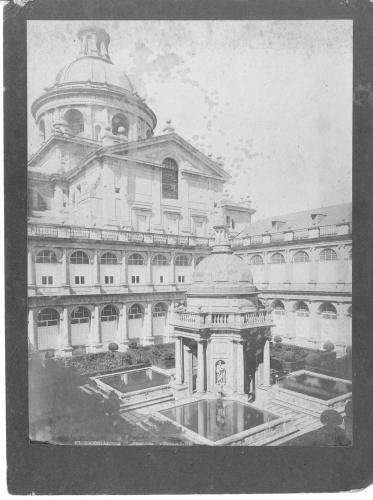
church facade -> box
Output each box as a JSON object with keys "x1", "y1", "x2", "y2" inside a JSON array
[{"x1": 27, "y1": 26, "x2": 253, "y2": 357}]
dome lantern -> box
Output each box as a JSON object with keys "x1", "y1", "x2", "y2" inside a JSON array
[{"x1": 77, "y1": 25, "x2": 112, "y2": 62}]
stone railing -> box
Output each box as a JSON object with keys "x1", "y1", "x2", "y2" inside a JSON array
[
  {"x1": 174, "y1": 309, "x2": 272, "y2": 330},
  {"x1": 232, "y1": 222, "x2": 351, "y2": 248},
  {"x1": 28, "y1": 222, "x2": 214, "y2": 248}
]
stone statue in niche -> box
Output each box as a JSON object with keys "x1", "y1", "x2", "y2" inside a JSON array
[{"x1": 215, "y1": 360, "x2": 226, "y2": 385}]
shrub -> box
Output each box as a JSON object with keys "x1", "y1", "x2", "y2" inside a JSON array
[
  {"x1": 323, "y1": 341, "x2": 335, "y2": 352},
  {"x1": 108, "y1": 342, "x2": 119, "y2": 352},
  {"x1": 320, "y1": 409, "x2": 343, "y2": 428},
  {"x1": 273, "y1": 336, "x2": 282, "y2": 344},
  {"x1": 283, "y1": 351, "x2": 296, "y2": 362},
  {"x1": 305, "y1": 353, "x2": 321, "y2": 367},
  {"x1": 128, "y1": 341, "x2": 138, "y2": 349}
]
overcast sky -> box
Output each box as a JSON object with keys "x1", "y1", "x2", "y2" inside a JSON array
[{"x1": 28, "y1": 20, "x2": 352, "y2": 220}]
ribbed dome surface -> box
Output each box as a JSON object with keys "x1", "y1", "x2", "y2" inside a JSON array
[
  {"x1": 54, "y1": 56, "x2": 135, "y2": 93},
  {"x1": 189, "y1": 252, "x2": 255, "y2": 296}
]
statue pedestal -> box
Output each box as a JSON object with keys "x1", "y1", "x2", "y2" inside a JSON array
[{"x1": 170, "y1": 382, "x2": 189, "y2": 401}]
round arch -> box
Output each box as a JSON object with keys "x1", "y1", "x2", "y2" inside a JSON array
[
  {"x1": 36, "y1": 308, "x2": 60, "y2": 351},
  {"x1": 112, "y1": 113, "x2": 129, "y2": 136},
  {"x1": 64, "y1": 109, "x2": 84, "y2": 135},
  {"x1": 70, "y1": 306, "x2": 91, "y2": 347}
]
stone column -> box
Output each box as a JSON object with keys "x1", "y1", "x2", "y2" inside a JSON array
[
  {"x1": 262, "y1": 339, "x2": 271, "y2": 387},
  {"x1": 120, "y1": 252, "x2": 127, "y2": 287},
  {"x1": 170, "y1": 251, "x2": 176, "y2": 285},
  {"x1": 89, "y1": 305, "x2": 101, "y2": 352},
  {"x1": 236, "y1": 341, "x2": 245, "y2": 394},
  {"x1": 309, "y1": 248, "x2": 318, "y2": 284},
  {"x1": 118, "y1": 303, "x2": 128, "y2": 351},
  {"x1": 309, "y1": 302, "x2": 321, "y2": 347},
  {"x1": 285, "y1": 249, "x2": 292, "y2": 285},
  {"x1": 28, "y1": 308, "x2": 37, "y2": 349},
  {"x1": 92, "y1": 250, "x2": 100, "y2": 288},
  {"x1": 59, "y1": 307, "x2": 72, "y2": 356},
  {"x1": 285, "y1": 301, "x2": 296, "y2": 342},
  {"x1": 167, "y1": 301, "x2": 175, "y2": 339},
  {"x1": 263, "y1": 251, "x2": 270, "y2": 284},
  {"x1": 174, "y1": 336, "x2": 183, "y2": 384},
  {"x1": 146, "y1": 253, "x2": 152, "y2": 285},
  {"x1": 27, "y1": 250, "x2": 35, "y2": 287},
  {"x1": 143, "y1": 302, "x2": 154, "y2": 345},
  {"x1": 60, "y1": 248, "x2": 69, "y2": 288},
  {"x1": 196, "y1": 340, "x2": 205, "y2": 393},
  {"x1": 184, "y1": 345, "x2": 193, "y2": 394},
  {"x1": 337, "y1": 246, "x2": 349, "y2": 284}
]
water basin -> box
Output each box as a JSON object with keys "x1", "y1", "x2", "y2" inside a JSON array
[
  {"x1": 278, "y1": 372, "x2": 351, "y2": 401},
  {"x1": 160, "y1": 399, "x2": 277, "y2": 443},
  {"x1": 97, "y1": 368, "x2": 170, "y2": 394}
]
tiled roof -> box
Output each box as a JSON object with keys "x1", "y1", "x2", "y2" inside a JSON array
[{"x1": 237, "y1": 202, "x2": 352, "y2": 238}]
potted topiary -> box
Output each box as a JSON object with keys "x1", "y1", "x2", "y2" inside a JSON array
[
  {"x1": 305, "y1": 352, "x2": 322, "y2": 369},
  {"x1": 282, "y1": 350, "x2": 305, "y2": 372},
  {"x1": 323, "y1": 341, "x2": 335, "y2": 352},
  {"x1": 108, "y1": 342, "x2": 119, "y2": 357},
  {"x1": 322, "y1": 341, "x2": 337, "y2": 366}
]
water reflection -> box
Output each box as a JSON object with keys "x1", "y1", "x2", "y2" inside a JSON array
[
  {"x1": 100, "y1": 369, "x2": 169, "y2": 393},
  {"x1": 278, "y1": 373, "x2": 351, "y2": 400},
  {"x1": 161, "y1": 399, "x2": 276, "y2": 442}
]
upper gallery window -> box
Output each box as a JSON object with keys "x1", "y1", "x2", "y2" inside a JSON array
[{"x1": 162, "y1": 158, "x2": 178, "y2": 199}]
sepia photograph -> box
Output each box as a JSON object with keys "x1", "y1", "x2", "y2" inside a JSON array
[{"x1": 26, "y1": 18, "x2": 353, "y2": 447}]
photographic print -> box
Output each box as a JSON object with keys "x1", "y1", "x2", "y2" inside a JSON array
[{"x1": 27, "y1": 19, "x2": 352, "y2": 447}]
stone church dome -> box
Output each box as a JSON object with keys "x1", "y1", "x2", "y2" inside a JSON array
[
  {"x1": 53, "y1": 26, "x2": 135, "y2": 93},
  {"x1": 54, "y1": 57, "x2": 135, "y2": 93}
]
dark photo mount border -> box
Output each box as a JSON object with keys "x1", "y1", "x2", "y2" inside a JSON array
[{"x1": 4, "y1": 0, "x2": 373, "y2": 494}]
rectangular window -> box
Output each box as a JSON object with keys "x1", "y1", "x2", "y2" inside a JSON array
[
  {"x1": 42, "y1": 276, "x2": 53, "y2": 285},
  {"x1": 131, "y1": 275, "x2": 140, "y2": 284},
  {"x1": 178, "y1": 275, "x2": 185, "y2": 283},
  {"x1": 115, "y1": 187, "x2": 120, "y2": 194},
  {"x1": 159, "y1": 275, "x2": 164, "y2": 283},
  {"x1": 48, "y1": 276, "x2": 53, "y2": 285},
  {"x1": 75, "y1": 276, "x2": 85, "y2": 285},
  {"x1": 105, "y1": 276, "x2": 114, "y2": 284}
]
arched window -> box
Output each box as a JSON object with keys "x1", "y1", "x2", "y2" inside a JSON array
[
  {"x1": 37, "y1": 308, "x2": 59, "y2": 327},
  {"x1": 112, "y1": 113, "x2": 129, "y2": 136},
  {"x1": 175, "y1": 255, "x2": 189, "y2": 266},
  {"x1": 128, "y1": 304, "x2": 143, "y2": 319},
  {"x1": 153, "y1": 303, "x2": 167, "y2": 317},
  {"x1": 271, "y1": 253, "x2": 285, "y2": 264},
  {"x1": 320, "y1": 248, "x2": 337, "y2": 262},
  {"x1": 195, "y1": 256, "x2": 205, "y2": 265},
  {"x1": 162, "y1": 158, "x2": 178, "y2": 200},
  {"x1": 71, "y1": 306, "x2": 90, "y2": 324},
  {"x1": 101, "y1": 305, "x2": 118, "y2": 322},
  {"x1": 39, "y1": 120, "x2": 46, "y2": 142},
  {"x1": 152, "y1": 254, "x2": 168, "y2": 265},
  {"x1": 70, "y1": 251, "x2": 89, "y2": 264},
  {"x1": 36, "y1": 250, "x2": 57, "y2": 264},
  {"x1": 64, "y1": 109, "x2": 84, "y2": 135},
  {"x1": 128, "y1": 253, "x2": 144, "y2": 265},
  {"x1": 293, "y1": 251, "x2": 310, "y2": 263},
  {"x1": 320, "y1": 303, "x2": 337, "y2": 319},
  {"x1": 250, "y1": 254, "x2": 264, "y2": 266},
  {"x1": 295, "y1": 301, "x2": 309, "y2": 317},
  {"x1": 101, "y1": 252, "x2": 117, "y2": 265},
  {"x1": 272, "y1": 300, "x2": 285, "y2": 315}
]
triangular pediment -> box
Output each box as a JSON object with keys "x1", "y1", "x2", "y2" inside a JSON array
[{"x1": 106, "y1": 133, "x2": 230, "y2": 181}]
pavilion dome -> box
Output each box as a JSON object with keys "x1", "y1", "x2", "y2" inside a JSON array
[{"x1": 189, "y1": 225, "x2": 256, "y2": 297}]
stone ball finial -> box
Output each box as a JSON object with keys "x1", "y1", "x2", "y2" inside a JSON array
[{"x1": 163, "y1": 119, "x2": 175, "y2": 134}]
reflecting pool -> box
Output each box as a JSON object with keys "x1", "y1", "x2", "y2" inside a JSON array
[
  {"x1": 98, "y1": 368, "x2": 170, "y2": 393},
  {"x1": 278, "y1": 372, "x2": 351, "y2": 401},
  {"x1": 160, "y1": 399, "x2": 276, "y2": 442}
]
